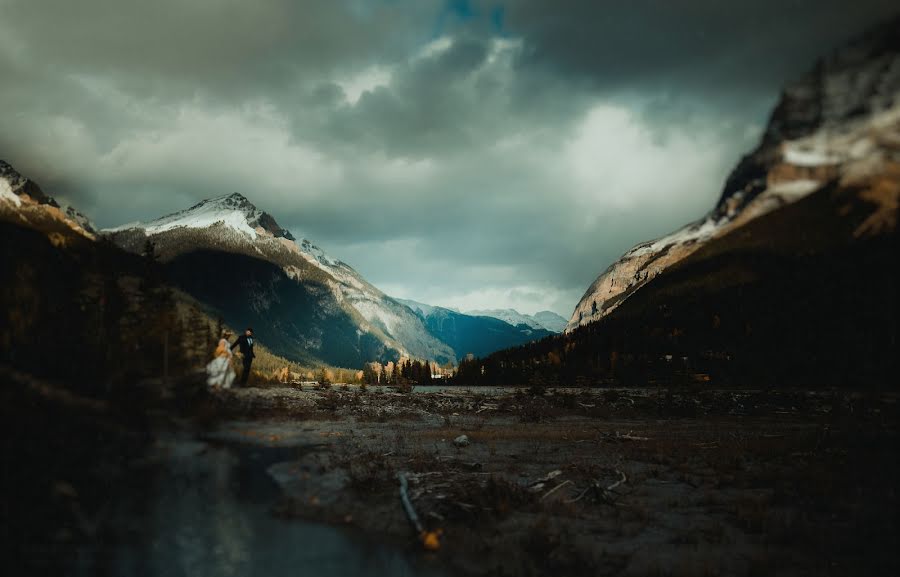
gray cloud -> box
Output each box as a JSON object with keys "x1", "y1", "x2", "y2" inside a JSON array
[{"x1": 1, "y1": 0, "x2": 896, "y2": 316}]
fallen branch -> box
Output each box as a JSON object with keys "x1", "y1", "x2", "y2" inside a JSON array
[
  {"x1": 529, "y1": 469, "x2": 563, "y2": 493},
  {"x1": 408, "y1": 471, "x2": 444, "y2": 476},
  {"x1": 398, "y1": 472, "x2": 423, "y2": 534},
  {"x1": 606, "y1": 469, "x2": 627, "y2": 492},
  {"x1": 564, "y1": 486, "x2": 592, "y2": 504},
  {"x1": 541, "y1": 480, "x2": 573, "y2": 501},
  {"x1": 531, "y1": 469, "x2": 563, "y2": 486},
  {"x1": 398, "y1": 472, "x2": 442, "y2": 551},
  {"x1": 618, "y1": 432, "x2": 651, "y2": 441}
]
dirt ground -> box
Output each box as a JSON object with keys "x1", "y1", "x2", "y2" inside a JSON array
[{"x1": 198, "y1": 385, "x2": 900, "y2": 577}]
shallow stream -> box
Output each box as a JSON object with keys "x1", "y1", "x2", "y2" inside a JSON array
[{"x1": 71, "y1": 428, "x2": 446, "y2": 577}]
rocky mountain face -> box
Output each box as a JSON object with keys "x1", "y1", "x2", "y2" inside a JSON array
[
  {"x1": 104, "y1": 194, "x2": 456, "y2": 366},
  {"x1": 465, "y1": 308, "x2": 568, "y2": 333},
  {"x1": 461, "y1": 19, "x2": 898, "y2": 388},
  {"x1": 568, "y1": 18, "x2": 900, "y2": 332},
  {"x1": 400, "y1": 300, "x2": 555, "y2": 359},
  {"x1": 0, "y1": 160, "x2": 97, "y2": 239}
]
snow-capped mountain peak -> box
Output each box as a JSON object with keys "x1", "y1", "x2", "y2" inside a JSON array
[
  {"x1": 531, "y1": 311, "x2": 569, "y2": 333},
  {"x1": 1, "y1": 160, "x2": 96, "y2": 238},
  {"x1": 1, "y1": 160, "x2": 59, "y2": 207},
  {"x1": 104, "y1": 190, "x2": 359, "y2": 284},
  {"x1": 104, "y1": 192, "x2": 296, "y2": 242}
]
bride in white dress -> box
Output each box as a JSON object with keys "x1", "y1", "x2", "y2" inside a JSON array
[{"x1": 206, "y1": 330, "x2": 236, "y2": 390}]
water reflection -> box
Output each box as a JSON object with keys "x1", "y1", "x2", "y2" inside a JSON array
[{"x1": 74, "y1": 436, "x2": 445, "y2": 577}]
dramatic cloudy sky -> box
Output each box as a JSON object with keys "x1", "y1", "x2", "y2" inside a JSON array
[{"x1": 1, "y1": 0, "x2": 896, "y2": 316}]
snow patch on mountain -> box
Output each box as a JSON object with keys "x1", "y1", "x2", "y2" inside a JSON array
[
  {"x1": 0, "y1": 178, "x2": 21, "y2": 206},
  {"x1": 0, "y1": 160, "x2": 34, "y2": 196},
  {"x1": 767, "y1": 179, "x2": 822, "y2": 198},
  {"x1": 298, "y1": 238, "x2": 341, "y2": 267},
  {"x1": 63, "y1": 205, "x2": 97, "y2": 233},
  {"x1": 627, "y1": 217, "x2": 724, "y2": 258},
  {"x1": 782, "y1": 146, "x2": 841, "y2": 167}
]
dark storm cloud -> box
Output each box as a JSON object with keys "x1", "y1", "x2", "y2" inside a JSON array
[
  {"x1": 0, "y1": 0, "x2": 428, "y2": 97},
  {"x1": 1, "y1": 0, "x2": 896, "y2": 315},
  {"x1": 509, "y1": 0, "x2": 896, "y2": 90}
]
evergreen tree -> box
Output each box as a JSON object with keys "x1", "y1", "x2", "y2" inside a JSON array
[
  {"x1": 401, "y1": 358, "x2": 411, "y2": 380},
  {"x1": 362, "y1": 363, "x2": 378, "y2": 385},
  {"x1": 416, "y1": 360, "x2": 432, "y2": 387},
  {"x1": 317, "y1": 367, "x2": 332, "y2": 389}
]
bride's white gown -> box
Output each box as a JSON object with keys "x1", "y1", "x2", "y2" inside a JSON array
[{"x1": 206, "y1": 339, "x2": 236, "y2": 389}]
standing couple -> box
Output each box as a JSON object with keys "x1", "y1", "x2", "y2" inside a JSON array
[{"x1": 206, "y1": 327, "x2": 256, "y2": 389}]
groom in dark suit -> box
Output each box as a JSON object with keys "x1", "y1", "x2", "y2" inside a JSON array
[{"x1": 231, "y1": 327, "x2": 256, "y2": 386}]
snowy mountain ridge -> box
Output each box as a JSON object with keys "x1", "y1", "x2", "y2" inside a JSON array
[
  {"x1": 399, "y1": 300, "x2": 567, "y2": 334},
  {"x1": 397, "y1": 299, "x2": 556, "y2": 358},
  {"x1": 466, "y1": 308, "x2": 567, "y2": 333}
]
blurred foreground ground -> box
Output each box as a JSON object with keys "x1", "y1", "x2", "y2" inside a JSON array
[
  {"x1": 5, "y1": 373, "x2": 898, "y2": 576},
  {"x1": 201, "y1": 384, "x2": 899, "y2": 576}
]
